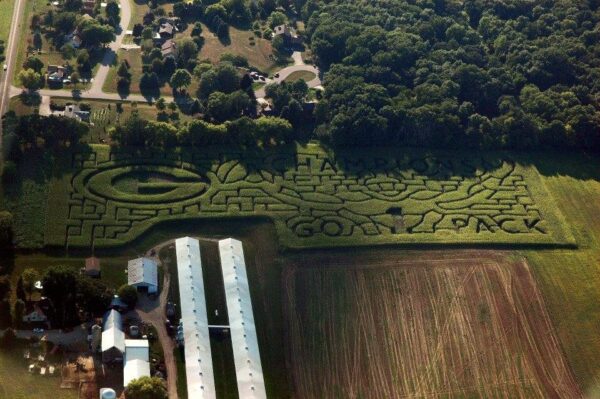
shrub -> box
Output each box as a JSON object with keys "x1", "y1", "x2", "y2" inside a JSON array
[{"x1": 118, "y1": 284, "x2": 138, "y2": 308}]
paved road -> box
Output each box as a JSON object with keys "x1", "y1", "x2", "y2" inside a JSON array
[
  {"x1": 1, "y1": 325, "x2": 88, "y2": 347},
  {"x1": 136, "y1": 240, "x2": 178, "y2": 399},
  {"x1": 89, "y1": 0, "x2": 131, "y2": 95},
  {"x1": 291, "y1": 50, "x2": 304, "y2": 66},
  {"x1": 0, "y1": 0, "x2": 27, "y2": 156},
  {"x1": 255, "y1": 62, "x2": 321, "y2": 98}
]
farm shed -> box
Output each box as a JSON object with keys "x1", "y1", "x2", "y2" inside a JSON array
[
  {"x1": 175, "y1": 236, "x2": 216, "y2": 398},
  {"x1": 102, "y1": 309, "x2": 125, "y2": 362},
  {"x1": 219, "y1": 238, "x2": 267, "y2": 399},
  {"x1": 127, "y1": 257, "x2": 158, "y2": 294},
  {"x1": 123, "y1": 339, "x2": 151, "y2": 387},
  {"x1": 84, "y1": 256, "x2": 101, "y2": 277}
]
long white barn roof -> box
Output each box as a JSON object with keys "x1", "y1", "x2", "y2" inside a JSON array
[
  {"x1": 175, "y1": 237, "x2": 216, "y2": 399},
  {"x1": 102, "y1": 309, "x2": 124, "y2": 353},
  {"x1": 219, "y1": 238, "x2": 267, "y2": 399}
]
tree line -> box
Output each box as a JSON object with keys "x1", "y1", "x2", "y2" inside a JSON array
[
  {"x1": 109, "y1": 114, "x2": 293, "y2": 147},
  {"x1": 299, "y1": 0, "x2": 600, "y2": 150}
]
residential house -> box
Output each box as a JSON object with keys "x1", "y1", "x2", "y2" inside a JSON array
[
  {"x1": 64, "y1": 104, "x2": 91, "y2": 122},
  {"x1": 22, "y1": 304, "x2": 47, "y2": 323},
  {"x1": 83, "y1": 0, "x2": 96, "y2": 14},
  {"x1": 47, "y1": 65, "x2": 66, "y2": 83},
  {"x1": 273, "y1": 24, "x2": 302, "y2": 46},
  {"x1": 158, "y1": 22, "x2": 175, "y2": 39},
  {"x1": 161, "y1": 39, "x2": 177, "y2": 58}
]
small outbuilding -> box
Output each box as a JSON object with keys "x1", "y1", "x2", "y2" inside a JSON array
[
  {"x1": 83, "y1": 256, "x2": 101, "y2": 277},
  {"x1": 123, "y1": 339, "x2": 150, "y2": 387},
  {"x1": 127, "y1": 257, "x2": 158, "y2": 294}
]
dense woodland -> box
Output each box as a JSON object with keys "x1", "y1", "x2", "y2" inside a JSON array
[{"x1": 299, "y1": 0, "x2": 600, "y2": 150}]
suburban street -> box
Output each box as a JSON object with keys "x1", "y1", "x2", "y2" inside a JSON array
[{"x1": 89, "y1": 0, "x2": 132, "y2": 95}]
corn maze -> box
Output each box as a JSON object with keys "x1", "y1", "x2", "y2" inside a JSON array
[{"x1": 47, "y1": 145, "x2": 572, "y2": 248}]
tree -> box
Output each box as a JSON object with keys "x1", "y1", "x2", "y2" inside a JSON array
[
  {"x1": 71, "y1": 71, "x2": 80, "y2": 88},
  {"x1": 170, "y1": 69, "x2": 192, "y2": 93},
  {"x1": 0, "y1": 298, "x2": 12, "y2": 328},
  {"x1": 76, "y1": 278, "x2": 111, "y2": 316},
  {"x1": 175, "y1": 38, "x2": 198, "y2": 68},
  {"x1": 13, "y1": 299, "x2": 25, "y2": 328},
  {"x1": 60, "y1": 43, "x2": 76, "y2": 59},
  {"x1": 142, "y1": 27, "x2": 154, "y2": 40},
  {"x1": 0, "y1": 328, "x2": 16, "y2": 348},
  {"x1": 105, "y1": 0, "x2": 120, "y2": 26},
  {"x1": 268, "y1": 11, "x2": 287, "y2": 28},
  {"x1": 155, "y1": 97, "x2": 166, "y2": 111},
  {"x1": 125, "y1": 376, "x2": 167, "y2": 399},
  {"x1": 0, "y1": 276, "x2": 11, "y2": 300},
  {"x1": 33, "y1": 32, "x2": 42, "y2": 50},
  {"x1": 118, "y1": 284, "x2": 138, "y2": 308},
  {"x1": 79, "y1": 21, "x2": 115, "y2": 47},
  {"x1": 23, "y1": 56, "x2": 43, "y2": 73},
  {"x1": 255, "y1": 116, "x2": 293, "y2": 144},
  {"x1": 0, "y1": 211, "x2": 14, "y2": 249},
  {"x1": 21, "y1": 268, "x2": 40, "y2": 301},
  {"x1": 117, "y1": 61, "x2": 131, "y2": 79},
  {"x1": 42, "y1": 266, "x2": 80, "y2": 327},
  {"x1": 18, "y1": 69, "x2": 43, "y2": 91}
]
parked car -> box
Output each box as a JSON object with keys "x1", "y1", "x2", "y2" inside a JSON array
[
  {"x1": 274, "y1": 73, "x2": 280, "y2": 78},
  {"x1": 2, "y1": 64, "x2": 6, "y2": 71},
  {"x1": 32, "y1": 328, "x2": 44, "y2": 334}
]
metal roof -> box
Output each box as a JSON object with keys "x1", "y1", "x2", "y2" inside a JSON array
[
  {"x1": 127, "y1": 257, "x2": 158, "y2": 292},
  {"x1": 101, "y1": 309, "x2": 125, "y2": 353},
  {"x1": 219, "y1": 238, "x2": 267, "y2": 399},
  {"x1": 175, "y1": 237, "x2": 217, "y2": 399},
  {"x1": 123, "y1": 340, "x2": 150, "y2": 387}
]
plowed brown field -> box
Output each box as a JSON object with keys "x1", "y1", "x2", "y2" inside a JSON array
[{"x1": 284, "y1": 250, "x2": 581, "y2": 399}]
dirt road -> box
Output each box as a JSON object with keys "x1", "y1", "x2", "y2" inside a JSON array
[{"x1": 135, "y1": 240, "x2": 178, "y2": 399}]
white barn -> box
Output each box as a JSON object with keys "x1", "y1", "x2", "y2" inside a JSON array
[
  {"x1": 123, "y1": 339, "x2": 150, "y2": 387},
  {"x1": 102, "y1": 309, "x2": 125, "y2": 362},
  {"x1": 128, "y1": 257, "x2": 158, "y2": 294},
  {"x1": 175, "y1": 237, "x2": 217, "y2": 398},
  {"x1": 219, "y1": 238, "x2": 267, "y2": 399}
]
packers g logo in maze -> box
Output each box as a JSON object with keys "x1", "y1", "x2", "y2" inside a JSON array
[{"x1": 74, "y1": 164, "x2": 208, "y2": 205}]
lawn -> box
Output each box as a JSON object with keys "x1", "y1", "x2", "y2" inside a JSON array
[
  {"x1": 31, "y1": 144, "x2": 574, "y2": 250},
  {"x1": 283, "y1": 70, "x2": 316, "y2": 83},
  {"x1": 199, "y1": 24, "x2": 277, "y2": 73},
  {"x1": 0, "y1": 341, "x2": 78, "y2": 399},
  {"x1": 103, "y1": 49, "x2": 199, "y2": 96},
  {"x1": 0, "y1": 0, "x2": 15, "y2": 44},
  {"x1": 12, "y1": 0, "x2": 99, "y2": 87}
]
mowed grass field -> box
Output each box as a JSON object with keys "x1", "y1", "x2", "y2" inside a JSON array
[
  {"x1": 0, "y1": 0, "x2": 15, "y2": 44},
  {"x1": 0, "y1": 342, "x2": 77, "y2": 399},
  {"x1": 199, "y1": 24, "x2": 277, "y2": 72},
  {"x1": 522, "y1": 153, "x2": 600, "y2": 396}
]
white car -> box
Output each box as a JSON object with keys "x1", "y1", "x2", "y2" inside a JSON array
[{"x1": 2, "y1": 64, "x2": 6, "y2": 71}]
